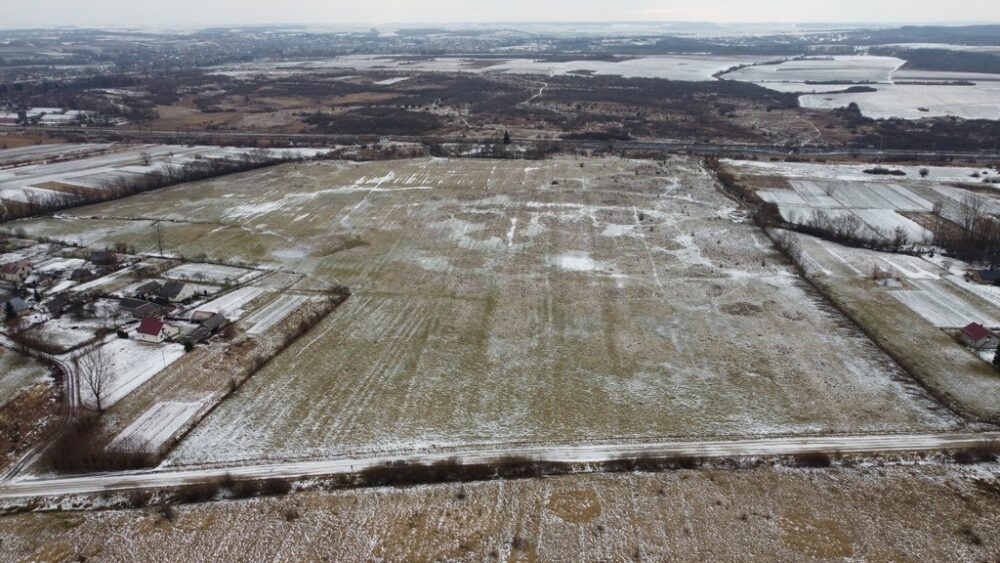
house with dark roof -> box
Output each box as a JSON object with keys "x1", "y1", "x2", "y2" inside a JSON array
[
  {"x1": 2, "y1": 296, "x2": 31, "y2": 318},
  {"x1": 0, "y1": 261, "x2": 31, "y2": 284},
  {"x1": 201, "y1": 313, "x2": 229, "y2": 333},
  {"x1": 70, "y1": 268, "x2": 94, "y2": 282},
  {"x1": 119, "y1": 298, "x2": 164, "y2": 319},
  {"x1": 158, "y1": 281, "x2": 195, "y2": 303},
  {"x1": 133, "y1": 281, "x2": 163, "y2": 299},
  {"x1": 961, "y1": 323, "x2": 1000, "y2": 351},
  {"x1": 88, "y1": 250, "x2": 118, "y2": 265},
  {"x1": 967, "y1": 270, "x2": 1000, "y2": 285},
  {"x1": 44, "y1": 294, "x2": 73, "y2": 317}
]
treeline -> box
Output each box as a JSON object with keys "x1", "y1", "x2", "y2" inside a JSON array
[
  {"x1": 305, "y1": 108, "x2": 444, "y2": 136},
  {"x1": 1, "y1": 150, "x2": 297, "y2": 222},
  {"x1": 932, "y1": 194, "x2": 1000, "y2": 265},
  {"x1": 789, "y1": 209, "x2": 913, "y2": 252},
  {"x1": 871, "y1": 47, "x2": 1000, "y2": 75},
  {"x1": 837, "y1": 103, "x2": 1000, "y2": 152}
]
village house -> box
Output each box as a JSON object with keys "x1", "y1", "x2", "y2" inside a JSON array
[
  {"x1": 44, "y1": 294, "x2": 74, "y2": 317},
  {"x1": 158, "y1": 281, "x2": 196, "y2": 303},
  {"x1": 88, "y1": 250, "x2": 118, "y2": 266},
  {"x1": 70, "y1": 268, "x2": 95, "y2": 282},
  {"x1": 133, "y1": 281, "x2": 163, "y2": 299},
  {"x1": 960, "y1": 323, "x2": 1000, "y2": 351},
  {"x1": 2, "y1": 296, "x2": 31, "y2": 318},
  {"x1": 135, "y1": 317, "x2": 180, "y2": 344},
  {"x1": 0, "y1": 261, "x2": 32, "y2": 284},
  {"x1": 966, "y1": 270, "x2": 1000, "y2": 285},
  {"x1": 119, "y1": 298, "x2": 165, "y2": 319}
]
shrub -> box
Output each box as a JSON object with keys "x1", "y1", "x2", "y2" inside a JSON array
[
  {"x1": 261, "y1": 478, "x2": 292, "y2": 496},
  {"x1": 230, "y1": 479, "x2": 261, "y2": 499},
  {"x1": 952, "y1": 441, "x2": 1000, "y2": 465},
  {"x1": 43, "y1": 417, "x2": 156, "y2": 473},
  {"x1": 157, "y1": 502, "x2": 177, "y2": 521},
  {"x1": 792, "y1": 452, "x2": 833, "y2": 468},
  {"x1": 174, "y1": 481, "x2": 221, "y2": 504}
]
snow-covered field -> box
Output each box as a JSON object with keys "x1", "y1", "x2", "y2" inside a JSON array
[
  {"x1": 191, "y1": 286, "x2": 268, "y2": 320},
  {"x1": 725, "y1": 159, "x2": 999, "y2": 184},
  {"x1": 725, "y1": 55, "x2": 903, "y2": 84},
  {"x1": 80, "y1": 339, "x2": 186, "y2": 409},
  {"x1": 215, "y1": 54, "x2": 775, "y2": 81},
  {"x1": 891, "y1": 279, "x2": 1000, "y2": 328},
  {"x1": 737, "y1": 160, "x2": 994, "y2": 247},
  {"x1": 163, "y1": 263, "x2": 259, "y2": 284},
  {"x1": 104, "y1": 157, "x2": 959, "y2": 466},
  {"x1": 723, "y1": 55, "x2": 1000, "y2": 119},
  {"x1": 0, "y1": 144, "x2": 331, "y2": 204},
  {"x1": 244, "y1": 293, "x2": 311, "y2": 334},
  {"x1": 800, "y1": 83, "x2": 1000, "y2": 120},
  {"x1": 108, "y1": 400, "x2": 206, "y2": 453}
]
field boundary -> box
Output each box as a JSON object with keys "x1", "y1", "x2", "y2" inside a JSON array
[{"x1": 2, "y1": 431, "x2": 999, "y2": 502}]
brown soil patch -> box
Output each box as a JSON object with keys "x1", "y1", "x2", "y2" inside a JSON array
[
  {"x1": 0, "y1": 134, "x2": 62, "y2": 149},
  {"x1": 546, "y1": 488, "x2": 602, "y2": 524},
  {"x1": 0, "y1": 383, "x2": 61, "y2": 472},
  {"x1": 780, "y1": 509, "x2": 854, "y2": 559},
  {"x1": 720, "y1": 302, "x2": 764, "y2": 316},
  {"x1": 327, "y1": 92, "x2": 400, "y2": 106}
]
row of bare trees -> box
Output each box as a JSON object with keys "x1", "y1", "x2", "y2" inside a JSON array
[{"x1": 933, "y1": 193, "x2": 1000, "y2": 266}]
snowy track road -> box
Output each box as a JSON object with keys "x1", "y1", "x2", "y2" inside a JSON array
[{"x1": 3, "y1": 431, "x2": 999, "y2": 499}]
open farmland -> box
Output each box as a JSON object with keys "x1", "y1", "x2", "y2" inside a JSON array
[
  {"x1": 214, "y1": 54, "x2": 776, "y2": 82},
  {"x1": 0, "y1": 157, "x2": 969, "y2": 466},
  {"x1": 4, "y1": 465, "x2": 1000, "y2": 561},
  {"x1": 0, "y1": 156, "x2": 965, "y2": 466}
]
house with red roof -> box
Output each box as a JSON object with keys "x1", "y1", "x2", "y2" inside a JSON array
[
  {"x1": 960, "y1": 323, "x2": 1000, "y2": 351},
  {"x1": 135, "y1": 317, "x2": 179, "y2": 344}
]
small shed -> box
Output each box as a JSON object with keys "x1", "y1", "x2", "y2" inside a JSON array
[{"x1": 961, "y1": 323, "x2": 1000, "y2": 351}]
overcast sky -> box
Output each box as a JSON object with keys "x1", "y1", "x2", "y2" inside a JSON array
[{"x1": 6, "y1": 0, "x2": 1000, "y2": 28}]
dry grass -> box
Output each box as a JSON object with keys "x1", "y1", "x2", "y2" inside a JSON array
[
  {"x1": 9, "y1": 157, "x2": 961, "y2": 469},
  {"x1": 3, "y1": 466, "x2": 1000, "y2": 560}
]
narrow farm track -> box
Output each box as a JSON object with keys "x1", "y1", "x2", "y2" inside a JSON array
[{"x1": 2, "y1": 431, "x2": 999, "y2": 499}]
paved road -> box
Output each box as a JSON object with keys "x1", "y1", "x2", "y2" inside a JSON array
[
  {"x1": 2, "y1": 431, "x2": 997, "y2": 499},
  {"x1": 14, "y1": 126, "x2": 1000, "y2": 162}
]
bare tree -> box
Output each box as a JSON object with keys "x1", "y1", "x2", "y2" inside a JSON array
[
  {"x1": 961, "y1": 193, "x2": 985, "y2": 238},
  {"x1": 77, "y1": 346, "x2": 113, "y2": 413}
]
